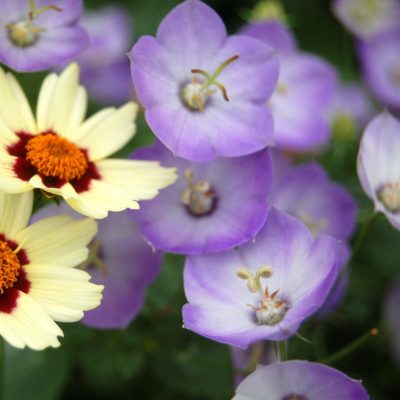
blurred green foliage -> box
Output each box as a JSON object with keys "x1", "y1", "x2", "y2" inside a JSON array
[{"x1": 3, "y1": 0, "x2": 400, "y2": 399}]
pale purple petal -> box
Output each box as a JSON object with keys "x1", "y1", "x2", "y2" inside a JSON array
[
  {"x1": 82, "y1": 211, "x2": 162, "y2": 329},
  {"x1": 332, "y1": 0, "x2": 400, "y2": 40},
  {"x1": 357, "y1": 112, "x2": 400, "y2": 229},
  {"x1": 358, "y1": 31, "x2": 400, "y2": 110},
  {"x1": 0, "y1": 26, "x2": 89, "y2": 72},
  {"x1": 156, "y1": 0, "x2": 227, "y2": 72},
  {"x1": 183, "y1": 209, "x2": 339, "y2": 347},
  {"x1": 234, "y1": 361, "x2": 369, "y2": 400},
  {"x1": 0, "y1": 0, "x2": 88, "y2": 72},
  {"x1": 270, "y1": 162, "x2": 358, "y2": 240},
  {"x1": 134, "y1": 141, "x2": 272, "y2": 254},
  {"x1": 129, "y1": 0, "x2": 278, "y2": 161},
  {"x1": 240, "y1": 20, "x2": 297, "y2": 55},
  {"x1": 268, "y1": 54, "x2": 338, "y2": 151}
]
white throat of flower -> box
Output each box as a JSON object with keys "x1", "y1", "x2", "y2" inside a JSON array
[
  {"x1": 236, "y1": 265, "x2": 288, "y2": 325},
  {"x1": 6, "y1": 0, "x2": 61, "y2": 47},
  {"x1": 377, "y1": 179, "x2": 400, "y2": 213},
  {"x1": 180, "y1": 55, "x2": 239, "y2": 111},
  {"x1": 348, "y1": 0, "x2": 381, "y2": 27},
  {"x1": 181, "y1": 169, "x2": 217, "y2": 217}
]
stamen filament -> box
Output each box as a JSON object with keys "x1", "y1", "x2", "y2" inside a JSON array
[
  {"x1": 190, "y1": 54, "x2": 239, "y2": 103},
  {"x1": 29, "y1": 0, "x2": 62, "y2": 21}
]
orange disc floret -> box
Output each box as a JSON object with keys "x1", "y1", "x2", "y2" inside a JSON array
[
  {"x1": 0, "y1": 241, "x2": 20, "y2": 294},
  {"x1": 26, "y1": 134, "x2": 88, "y2": 181}
]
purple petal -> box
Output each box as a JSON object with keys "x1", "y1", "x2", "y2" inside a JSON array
[
  {"x1": 156, "y1": 0, "x2": 227, "y2": 71},
  {"x1": 182, "y1": 209, "x2": 339, "y2": 347},
  {"x1": 269, "y1": 53, "x2": 338, "y2": 151},
  {"x1": 134, "y1": 141, "x2": 272, "y2": 254},
  {"x1": 234, "y1": 361, "x2": 369, "y2": 399},
  {"x1": 271, "y1": 162, "x2": 358, "y2": 240},
  {"x1": 358, "y1": 31, "x2": 400, "y2": 109},
  {"x1": 240, "y1": 20, "x2": 297, "y2": 55},
  {"x1": 82, "y1": 211, "x2": 162, "y2": 329},
  {"x1": 0, "y1": 26, "x2": 89, "y2": 72}
]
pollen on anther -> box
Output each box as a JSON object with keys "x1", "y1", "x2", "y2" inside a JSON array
[{"x1": 25, "y1": 133, "x2": 88, "y2": 181}]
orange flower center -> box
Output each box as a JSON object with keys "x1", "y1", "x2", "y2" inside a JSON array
[
  {"x1": 26, "y1": 134, "x2": 88, "y2": 181},
  {"x1": 0, "y1": 241, "x2": 20, "y2": 294}
]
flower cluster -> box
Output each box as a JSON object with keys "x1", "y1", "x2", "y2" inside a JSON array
[{"x1": 0, "y1": 0, "x2": 398, "y2": 397}]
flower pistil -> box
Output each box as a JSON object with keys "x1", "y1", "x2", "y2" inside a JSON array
[
  {"x1": 236, "y1": 265, "x2": 288, "y2": 325},
  {"x1": 6, "y1": 0, "x2": 61, "y2": 48},
  {"x1": 180, "y1": 55, "x2": 239, "y2": 111},
  {"x1": 181, "y1": 169, "x2": 218, "y2": 217}
]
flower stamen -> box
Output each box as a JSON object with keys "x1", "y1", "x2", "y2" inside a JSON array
[
  {"x1": 181, "y1": 55, "x2": 239, "y2": 111},
  {"x1": 25, "y1": 133, "x2": 88, "y2": 181},
  {"x1": 0, "y1": 241, "x2": 21, "y2": 294},
  {"x1": 6, "y1": 0, "x2": 61, "y2": 48},
  {"x1": 181, "y1": 169, "x2": 217, "y2": 217},
  {"x1": 377, "y1": 179, "x2": 400, "y2": 213},
  {"x1": 236, "y1": 265, "x2": 288, "y2": 325}
]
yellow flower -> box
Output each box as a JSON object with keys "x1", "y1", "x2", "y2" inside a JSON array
[
  {"x1": 0, "y1": 63, "x2": 176, "y2": 219},
  {"x1": 0, "y1": 190, "x2": 102, "y2": 350}
]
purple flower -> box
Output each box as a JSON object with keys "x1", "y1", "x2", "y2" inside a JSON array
[
  {"x1": 358, "y1": 31, "x2": 400, "y2": 110},
  {"x1": 182, "y1": 208, "x2": 339, "y2": 348},
  {"x1": 134, "y1": 140, "x2": 272, "y2": 255},
  {"x1": 384, "y1": 279, "x2": 400, "y2": 365},
  {"x1": 0, "y1": 0, "x2": 89, "y2": 72},
  {"x1": 242, "y1": 20, "x2": 338, "y2": 152},
  {"x1": 77, "y1": 6, "x2": 134, "y2": 105},
  {"x1": 233, "y1": 361, "x2": 369, "y2": 400},
  {"x1": 357, "y1": 112, "x2": 400, "y2": 230},
  {"x1": 270, "y1": 160, "x2": 357, "y2": 315},
  {"x1": 34, "y1": 203, "x2": 162, "y2": 329},
  {"x1": 332, "y1": 0, "x2": 400, "y2": 40},
  {"x1": 330, "y1": 83, "x2": 374, "y2": 135},
  {"x1": 270, "y1": 161, "x2": 357, "y2": 241},
  {"x1": 129, "y1": 0, "x2": 279, "y2": 161}
]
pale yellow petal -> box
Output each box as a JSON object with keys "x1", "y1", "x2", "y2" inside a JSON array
[
  {"x1": 0, "y1": 156, "x2": 34, "y2": 193},
  {"x1": 0, "y1": 191, "x2": 32, "y2": 238},
  {"x1": 0, "y1": 292, "x2": 63, "y2": 350},
  {"x1": 0, "y1": 68, "x2": 36, "y2": 133},
  {"x1": 27, "y1": 264, "x2": 103, "y2": 322},
  {"x1": 74, "y1": 102, "x2": 138, "y2": 161},
  {"x1": 65, "y1": 179, "x2": 140, "y2": 219},
  {"x1": 36, "y1": 64, "x2": 87, "y2": 136},
  {"x1": 15, "y1": 216, "x2": 97, "y2": 267},
  {"x1": 97, "y1": 159, "x2": 177, "y2": 199}
]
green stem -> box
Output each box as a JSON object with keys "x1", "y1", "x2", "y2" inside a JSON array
[
  {"x1": 351, "y1": 212, "x2": 377, "y2": 260},
  {"x1": 273, "y1": 341, "x2": 288, "y2": 362},
  {"x1": 279, "y1": 341, "x2": 288, "y2": 362},
  {"x1": 320, "y1": 328, "x2": 378, "y2": 365}
]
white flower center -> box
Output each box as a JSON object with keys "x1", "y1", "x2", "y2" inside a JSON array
[
  {"x1": 181, "y1": 169, "x2": 217, "y2": 217},
  {"x1": 180, "y1": 55, "x2": 239, "y2": 111},
  {"x1": 6, "y1": 20, "x2": 42, "y2": 47},
  {"x1": 377, "y1": 180, "x2": 400, "y2": 213},
  {"x1": 237, "y1": 265, "x2": 288, "y2": 325},
  {"x1": 181, "y1": 81, "x2": 209, "y2": 111}
]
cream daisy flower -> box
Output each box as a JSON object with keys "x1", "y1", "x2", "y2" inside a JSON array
[
  {"x1": 0, "y1": 190, "x2": 103, "y2": 350},
  {"x1": 0, "y1": 63, "x2": 176, "y2": 219}
]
